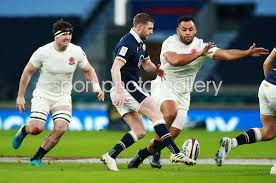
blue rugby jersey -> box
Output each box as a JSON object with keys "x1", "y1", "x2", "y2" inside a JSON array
[{"x1": 113, "y1": 29, "x2": 150, "y2": 102}]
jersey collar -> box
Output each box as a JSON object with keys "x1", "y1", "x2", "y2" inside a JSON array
[{"x1": 130, "y1": 29, "x2": 143, "y2": 43}]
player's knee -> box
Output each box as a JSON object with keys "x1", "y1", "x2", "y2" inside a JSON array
[
  {"x1": 170, "y1": 130, "x2": 180, "y2": 139},
  {"x1": 262, "y1": 128, "x2": 276, "y2": 140},
  {"x1": 29, "y1": 126, "x2": 43, "y2": 135},
  {"x1": 132, "y1": 129, "x2": 146, "y2": 140},
  {"x1": 53, "y1": 127, "x2": 67, "y2": 137},
  {"x1": 135, "y1": 130, "x2": 146, "y2": 140},
  {"x1": 163, "y1": 110, "x2": 177, "y2": 125},
  {"x1": 137, "y1": 131, "x2": 146, "y2": 139},
  {"x1": 52, "y1": 111, "x2": 71, "y2": 126}
]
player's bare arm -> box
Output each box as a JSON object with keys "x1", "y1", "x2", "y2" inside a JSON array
[
  {"x1": 16, "y1": 62, "x2": 38, "y2": 112},
  {"x1": 142, "y1": 58, "x2": 165, "y2": 79},
  {"x1": 82, "y1": 63, "x2": 104, "y2": 101},
  {"x1": 164, "y1": 42, "x2": 215, "y2": 66},
  {"x1": 263, "y1": 48, "x2": 276, "y2": 77},
  {"x1": 111, "y1": 58, "x2": 127, "y2": 106},
  {"x1": 212, "y1": 43, "x2": 269, "y2": 61}
]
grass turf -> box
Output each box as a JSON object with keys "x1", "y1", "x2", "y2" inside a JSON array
[
  {"x1": 0, "y1": 163, "x2": 275, "y2": 183},
  {"x1": 1, "y1": 130, "x2": 276, "y2": 182},
  {"x1": 1, "y1": 130, "x2": 276, "y2": 158}
]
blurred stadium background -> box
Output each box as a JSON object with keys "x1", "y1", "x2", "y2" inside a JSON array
[{"x1": 0, "y1": 0, "x2": 275, "y2": 133}]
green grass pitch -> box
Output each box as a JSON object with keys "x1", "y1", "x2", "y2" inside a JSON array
[{"x1": 1, "y1": 130, "x2": 276, "y2": 182}]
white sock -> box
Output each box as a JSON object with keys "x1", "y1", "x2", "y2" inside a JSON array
[{"x1": 231, "y1": 138, "x2": 238, "y2": 149}]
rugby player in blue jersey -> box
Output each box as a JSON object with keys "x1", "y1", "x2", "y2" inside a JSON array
[{"x1": 100, "y1": 13, "x2": 196, "y2": 171}]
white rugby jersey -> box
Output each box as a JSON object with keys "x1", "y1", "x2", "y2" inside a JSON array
[
  {"x1": 29, "y1": 42, "x2": 88, "y2": 97},
  {"x1": 160, "y1": 35, "x2": 219, "y2": 92}
]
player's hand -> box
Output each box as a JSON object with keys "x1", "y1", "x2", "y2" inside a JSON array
[
  {"x1": 248, "y1": 43, "x2": 269, "y2": 57},
  {"x1": 96, "y1": 90, "x2": 105, "y2": 101},
  {"x1": 113, "y1": 92, "x2": 127, "y2": 106},
  {"x1": 93, "y1": 83, "x2": 104, "y2": 101},
  {"x1": 156, "y1": 64, "x2": 166, "y2": 81},
  {"x1": 199, "y1": 42, "x2": 216, "y2": 56},
  {"x1": 16, "y1": 96, "x2": 25, "y2": 112}
]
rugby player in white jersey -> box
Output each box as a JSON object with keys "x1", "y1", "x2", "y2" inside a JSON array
[
  {"x1": 128, "y1": 16, "x2": 269, "y2": 169},
  {"x1": 12, "y1": 19, "x2": 104, "y2": 166},
  {"x1": 215, "y1": 48, "x2": 276, "y2": 175},
  {"x1": 101, "y1": 13, "x2": 197, "y2": 171}
]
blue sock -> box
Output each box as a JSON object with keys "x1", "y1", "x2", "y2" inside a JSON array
[
  {"x1": 153, "y1": 121, "x2": 180, "y2": 154},
  {"x1": 236, "y1": 129, "x2": 258, "y2": 145},
  {"x1": 109, "y1": 132, "x2": 136, "y2": 159},
  {"x1": 31, "y1": 146, "x2": 48, "y2": 161},
  {"x1": 138, "y1": 147, "x2": 151, "y2": 159}
]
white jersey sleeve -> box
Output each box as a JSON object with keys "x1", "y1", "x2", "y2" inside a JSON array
[
  {"x1": 29, "y1": 47, "x2": 43, "y2": 68},
  {"x1": 160, "y1": 37, "x2": 176, "y2": 56},
  {"x1": 77, "y1": 47, "x2": 89, "y2": 69},
  {"x1": 206, "y1": 46, "x2": 220, "y2": 59}
]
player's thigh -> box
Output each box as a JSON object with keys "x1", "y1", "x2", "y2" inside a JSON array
[
  {"x1": 51, "y1": 105, "x2": 71, "y2": 131},
  {"x1": 123, "y1": 112, "x2": 145, "y2": 135},
  {"x1": 258, "y1": 80, "x2": 276, "y2": 116},
  {"x1": 265, "y1": 81, "x2": 276, "y2": 113},
  {"x1": 29, "y1": 94, "x2": 51, "y2": 130},
  {"x1": 171, "y1": 109, "x2": 188, "y2": 130},
  {"x1": 151, "y1": 78, "x2": 176, "y2": 110},
  {"x1": 110, "y1": 87, "x2": 137, "y2": 116},
  {"x1": 160, "y1": 100, "x2": 178, "y2": 125},
  {"x1": 138, "y1": 96, "x2": 163, "y2": 122},
  {"x1": 261, "y1": 114, "x2": 276, "y2": 132}
]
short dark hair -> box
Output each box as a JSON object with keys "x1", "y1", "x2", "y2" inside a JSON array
[
  {"x1": 52, "y1": 19, "x2": 73, "y2": 35},
  {"x1": 133, "y1": 13, "x2": 154, "y2": 27},
  {"x1": 178, "y1": 16, "x2": 196, "y2": 26}
]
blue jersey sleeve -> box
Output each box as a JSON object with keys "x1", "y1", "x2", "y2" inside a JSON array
[
  {"x1": 144, "y1": 49, "x2": 149, "y2": 60},
  {"x1": 115, "y1": 45, "x2": 133, "y2": 63}
]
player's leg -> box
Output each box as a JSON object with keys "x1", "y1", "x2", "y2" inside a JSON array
[
  {"x1": 271, "y1": 162, "x2": 276, "y2": 175},
  {"x1": 12, "y1": 95, "x2": 49, "y2": 149},
  {"x1": 102, "y1": 88, "x2": 146, "y2": 171},
  {"x1": 129, "y1": 79, "x2": 179, "y2": 168},
  {"x1": 149, "y1": 108, "x2": 186, "y2": 168},
  {"x1": 148, "y1": 86, "x2": 190, "y2": 167},
  {"x1": 148, "y1": 100, "x2": 178, "y2": 168},
  {"x1": 138, "y1": 96, "x2": 195, "y2": 165},
  {"x1": 216, "y1": 80, "x2": 276, "y2": 166},
  {"x1": 101, "y1": 112, "x2": 144, "y2": 171},
  {"x1": 128, "y1": 102, "x2": 189, "y2": 168},
  {"x1": 30, "y1": 104, "x2": 71, "y2": 166}
]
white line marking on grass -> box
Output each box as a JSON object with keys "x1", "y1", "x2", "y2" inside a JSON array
[{"x1": 0, "y1": 157, "x2": 275, "y2": 165}]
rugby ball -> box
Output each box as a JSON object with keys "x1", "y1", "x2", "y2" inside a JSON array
[{"x1": 182, "y1": 138, "x2": 200, "y2": 161}]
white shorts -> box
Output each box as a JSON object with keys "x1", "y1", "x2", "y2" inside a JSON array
[
  {"x1": 151, "y1": 77, "x2": 191, "y2": 110},
  {"x1": 110, "y1": 87, "x2": 149, "y2": 116},
  {"x1": 151, "y1": 77, "x2": 190, "y2": 129},
  {"x1": 258, "y1": 80, "x2": 276, "y2": 116},
  {"x1": 30, "y1": 89, "x2": 72, "y2": 123}
]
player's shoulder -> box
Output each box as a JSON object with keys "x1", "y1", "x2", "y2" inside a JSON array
[
  {"x1": 34, "y1": 42, "x2": 52, "y2": 55},
  {"x1": 68, "y1": 43, "x2": 86, "y2": 57},
  {"x1": 193, "y1": 37, "x2": 204, "y2": 44},
  {"x1": 67, "y1": 43, "x2": 82, "y2": 52},
  {"x1": 121, "y1": 33, "x2": 136, "y2": 45},
  {"x1": 116, "y1": 33, "x2": 136, "y2": 50},
  {"x1": 191, "y1": 37, "x2": 206, "y2": 49},
  {"x1": 163, "y1": 34, "x2": 177, "y2": 43},
  {"x1": 68, "y1": 42, "x2": 82, "y2": 50}
]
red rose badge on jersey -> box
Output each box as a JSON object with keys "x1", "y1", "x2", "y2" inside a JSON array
[
  {"x1": 191, "y1": 49, "x2": 197, "y2": 53},
  {"x1": 69, "y1": 57, "x2": 75, "y2": 65}
]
